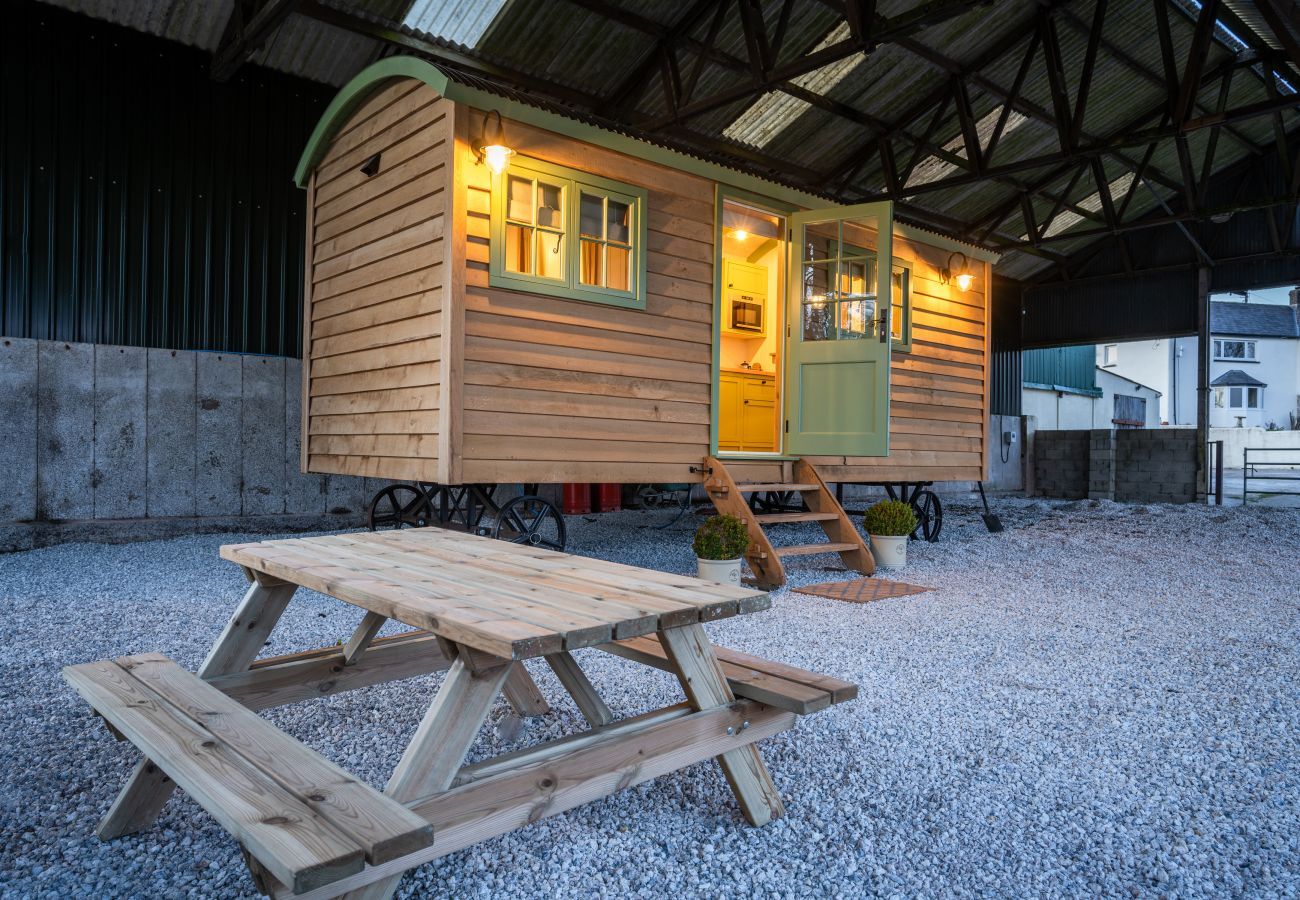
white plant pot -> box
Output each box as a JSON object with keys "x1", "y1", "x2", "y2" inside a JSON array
[
  {"x1": 696, "y1": 557, "x2": 743, "y2": 585},
  {"x1": 869, "y1": 534, "x2": 908, "y2": 568}
]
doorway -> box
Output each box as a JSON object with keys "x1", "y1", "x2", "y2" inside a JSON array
[{"x1": 716, "y1": 198, "x2": 787, "y2": 455}]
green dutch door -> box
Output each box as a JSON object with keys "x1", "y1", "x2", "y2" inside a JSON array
[{"x1": 783, "y1": 201, "x2": 893, "y2": 457}]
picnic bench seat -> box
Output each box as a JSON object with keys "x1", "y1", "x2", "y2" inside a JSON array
[
  {"x1": 603, "y1": 636, "x2": 857, "y2": 715},
  {"x1": 63, "y1": 653, "x2": 433, "y2": 896}
]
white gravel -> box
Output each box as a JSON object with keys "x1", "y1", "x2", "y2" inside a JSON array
[{"x1": 1, "y1": 498, "x2": 1298, "y2": 899}]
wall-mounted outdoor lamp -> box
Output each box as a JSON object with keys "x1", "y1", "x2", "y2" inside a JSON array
[
  {"x1": 476, "y1": 109, "x2": 515, "y2": 175},
  {"x1": 940, "y1": 251, "x2": 973, "y2": 292}
]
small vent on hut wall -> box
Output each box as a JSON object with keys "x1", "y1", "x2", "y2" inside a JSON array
[{"x1": 359, "y1": 153, "x2": 382, "y2": 177}]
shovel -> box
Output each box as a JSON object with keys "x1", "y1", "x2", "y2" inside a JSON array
[{"x1": 976, "y1": 481, "x2": 1003, "y2": 533}]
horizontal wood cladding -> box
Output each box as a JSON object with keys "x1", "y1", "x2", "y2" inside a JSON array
[
  {"x1": 303, "y1": 80, "x2": 450, "y2": 482},
  {"x1": 456, "y1": 111, "x2": 714, "y2": 484}
]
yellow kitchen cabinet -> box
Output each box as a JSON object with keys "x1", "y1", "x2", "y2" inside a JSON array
[{"x1": 717, "y1": 370, "x2": 776, "y2": 453}]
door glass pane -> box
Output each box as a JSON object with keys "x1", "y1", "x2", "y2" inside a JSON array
[
  {"x1": 803, "y1": 222, "x2": 838, "y2": 262},
  {"x1": 536, "y1": 229, "x2": 564, "y2": 279},
  {"x1": 537, "y1": 181, "x2": 563, "y2": 229},
  {"x1": 505, "y1": 223, "x2": 533, "y2": 274},
  {"x1": 799, "y1": 213, "x2": 880, "y2": 342},
  {"x1": 607, "y1": 199, "x2": 630, "y2": 243},
  {"x1": 801, "y1": 260, "x2": 834, "y2": 341},
  {"x1": 507, "y1": 176, "x2": 534, "y2": 223},
  {"x1": 580, "y1": 193, "x2": 603, "y2": 238}
]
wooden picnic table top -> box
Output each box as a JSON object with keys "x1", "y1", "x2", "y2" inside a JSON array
[{"x1": 220, "y1": 529, "x2": 770, "y2": 661}]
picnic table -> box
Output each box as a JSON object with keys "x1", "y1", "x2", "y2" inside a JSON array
[{"x1": 64, "y1": 529, "x2": 856, "y2": 899}]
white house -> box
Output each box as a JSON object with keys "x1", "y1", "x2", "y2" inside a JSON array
[
  {"x1": 1023, "y1": 365, "x2": 1163, "y2": 429},
  {"x1": 1098, "y1": 289, "x2": 1300, "y2": 429}
]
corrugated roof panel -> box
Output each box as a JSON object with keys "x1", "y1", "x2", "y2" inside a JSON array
[{"x1": 403, "y1": 0, "x2": 508, "y2": 46}]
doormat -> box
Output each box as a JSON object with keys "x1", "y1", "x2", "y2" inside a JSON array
[{"x1": 792, "y1": 577, "x2": 933, "y2": 604}]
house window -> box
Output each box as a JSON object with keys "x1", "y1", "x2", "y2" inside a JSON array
[
  {"x1": 1218, "y1": 386, "x2": 1262, "y2": 408},
  {"x1": 491, "y1": 157, "x2": 647, "y2": 308},
  {"x1": 1102, "y1": 344, "x2": 1118, "y2": 366},
  {"x1": 1213, "y1": 339, "x2": 1257, "y2": 361},
  {"x1": 891, "y1": 263, "x2": 912, "y2": 349}
]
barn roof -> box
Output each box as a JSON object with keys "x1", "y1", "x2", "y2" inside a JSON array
[
  {"x1": 31, "y1": 0, "x2": 1300, "y2": 288},
  {"x1": 1211, "y1": 301, "x2": 1300, "y2": 337}
]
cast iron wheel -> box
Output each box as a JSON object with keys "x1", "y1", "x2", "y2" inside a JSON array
[
  {"x1": 909, "y1": 489, "x2": 943, "y2": 543},
  {"x1": 491, "y1": 495, "x2": 567, "y2": 551},
  {"x1": 367, "y1": 484, "x2": 433, "y2": 531}
]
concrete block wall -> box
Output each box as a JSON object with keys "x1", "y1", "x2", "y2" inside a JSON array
[
  {"x1": 1033, "y1": 430, "x2": 1090, "y2": 499},
  {"x1": 1, "y1": 337, "x2": 371, "y2": 551},
  {"x1": 1088, "y1": 429, "x2": 1116, "y2": 500},
  {"x1": 1033, "y1": 425, "x2": 1198, "y2": 503},
  {"x1": 1114, "y1": 429, "x2": 1198, "y2": 503}
]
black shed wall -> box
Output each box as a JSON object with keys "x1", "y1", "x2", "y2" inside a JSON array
[{"x1": 1, "y1": 1, "x2": 333, "y2": 356}]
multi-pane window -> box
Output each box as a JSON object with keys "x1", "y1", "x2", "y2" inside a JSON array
[
  {"x1": 1213, "y1": 339, "x2": 1256, "y2": 360},
  {"x1": 504, "y1": 174, "x2": 566, "y2": 282},
  {"x1": 1215, "y1": 386, "x2": 1262, "y2": 408},
  {"x1": 799, "y1": 231, "x2": 911, "y2": 346},
  {"x1": 890, "y1": 264, "x2": 911, "y2": 348},
  {"x1": 579, "y1": 191, "x2": 635, "y2": 293},
  {"x1": 491, "y1": 158, "x2": 646, "y2": 308}
]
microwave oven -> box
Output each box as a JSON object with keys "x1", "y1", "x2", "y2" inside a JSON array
[{"x1": 729, "y1": 294, "x2": 764, "y2": 333}]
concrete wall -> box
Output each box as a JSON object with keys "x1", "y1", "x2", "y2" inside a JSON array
[
  {"x1": 1033, "y1": 430, "x2": 1090, "y2": 499},
  {"x1": 986, "y1": 414, "x2": 1025, "y2": 493},
  {"x1": 1, "y1": 337, "x2": 370, "y2": 551},
  {"x1": 1114, "y1": 429, "x2": 1198, "y2": 503},
  {"x1": 1210, "y1": 426, "x2": 1300, "y2": 469},
  {"x1": 1033, "y1": 426, "x2": 1198, "y2": 503}
]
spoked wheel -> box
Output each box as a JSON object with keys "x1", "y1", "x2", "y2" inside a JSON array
[
  {"x1": 367, "y1": 484, "x2": 433, "y2": 531},
  {"x1": 909, "y1": 488, "x2": 943, "y2": 543},
  {"x1": 491, "y1": 495, "x2": 567, "y2": 551}
]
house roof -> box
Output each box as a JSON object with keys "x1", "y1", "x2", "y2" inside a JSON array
[
  {"x1": 1210, "y1": 301, "x2": 1300, "y2": 338},
  {"x1": 1211, "y1": 369, "x2": 1268, "y2": 387}
]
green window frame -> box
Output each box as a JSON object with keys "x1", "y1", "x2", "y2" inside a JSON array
[
  {"x1": 489, "y1": 157, "x2": 648, "y2": 309},
  {"x1": 890, "y1": 259, "x2": 913, "y2": 352}
]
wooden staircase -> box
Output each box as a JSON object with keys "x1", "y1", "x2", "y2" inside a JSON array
[{"x1": 703, "y1": 456, "x2": 875, "y2": 589}]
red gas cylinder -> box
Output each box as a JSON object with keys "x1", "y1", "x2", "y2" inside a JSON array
[
  {"x1": 594, "y1": 483, "x2": 621, "y2": 512},
  {"x1": 562, "y1": 483, "x2": 592, "y2": 514}
]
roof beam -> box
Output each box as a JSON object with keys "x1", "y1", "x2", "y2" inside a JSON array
[
  {"x1": 642, "y1": 0, "x2": 986, "y2": 130},
  {"x1": 211, "y1": 0, "x2": 298, "y2": 82}
]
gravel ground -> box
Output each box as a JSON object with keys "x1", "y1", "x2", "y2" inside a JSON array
[{"x1": 1, "y1": 498, "x2": 1298, "y2": 899}]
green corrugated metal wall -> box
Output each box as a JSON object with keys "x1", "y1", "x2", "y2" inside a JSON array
[
  {"x1": 1022, "y1": 345, "x2": 1101, "y2": 396},
  {"x1": 1, "y1": 1, "x2": 334, "y2": 356}
]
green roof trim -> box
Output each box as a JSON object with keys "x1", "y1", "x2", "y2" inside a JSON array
[
  {"x1": 293, "y1": 57, "x2": 999, "y2": 264},
  {"x1": 294, "y1": 57, "x2": 450, "y2": 187}
]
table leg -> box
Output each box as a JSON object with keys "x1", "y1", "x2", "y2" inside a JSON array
[
  {"x1": 96, "y1": 578, "x2": 297, "y2": 840},
  {"x1": 501, "y1": 665, "x2": 550, "y2": 717},
  {"x1": 658, "y1": 624, "x2": 785, "y2": 826},
  {"x1": 342, "y1": 649, "x2": 513, "y2": 900},
  {"x1": 546, "y1": 651, "x2": 612, "y2": 726}
]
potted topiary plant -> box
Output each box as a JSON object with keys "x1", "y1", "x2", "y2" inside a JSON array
[
  {"x1": 862, "y1": 499, "x2": 918, "y2": 568},
  {"x1": 693, "y1": 514, "x2": 750, "y2": 584}
]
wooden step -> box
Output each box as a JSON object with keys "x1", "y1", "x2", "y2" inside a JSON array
[
  {"x1": 753, "y1": 511, "x2": 838, "y2": 525},
  {"x1": 63, "y1": 653, "x2": 435, "y2": 895},
  {"x1": 732, "y1": 482, "x2": 819, "y2": 493},
  {"x1": 774, "y1": 542, "x2": 861, "y2": 557}
]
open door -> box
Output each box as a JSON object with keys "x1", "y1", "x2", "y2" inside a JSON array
[{"x1": 784, "y1": 201, "x2": 893, "y2": 457}]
